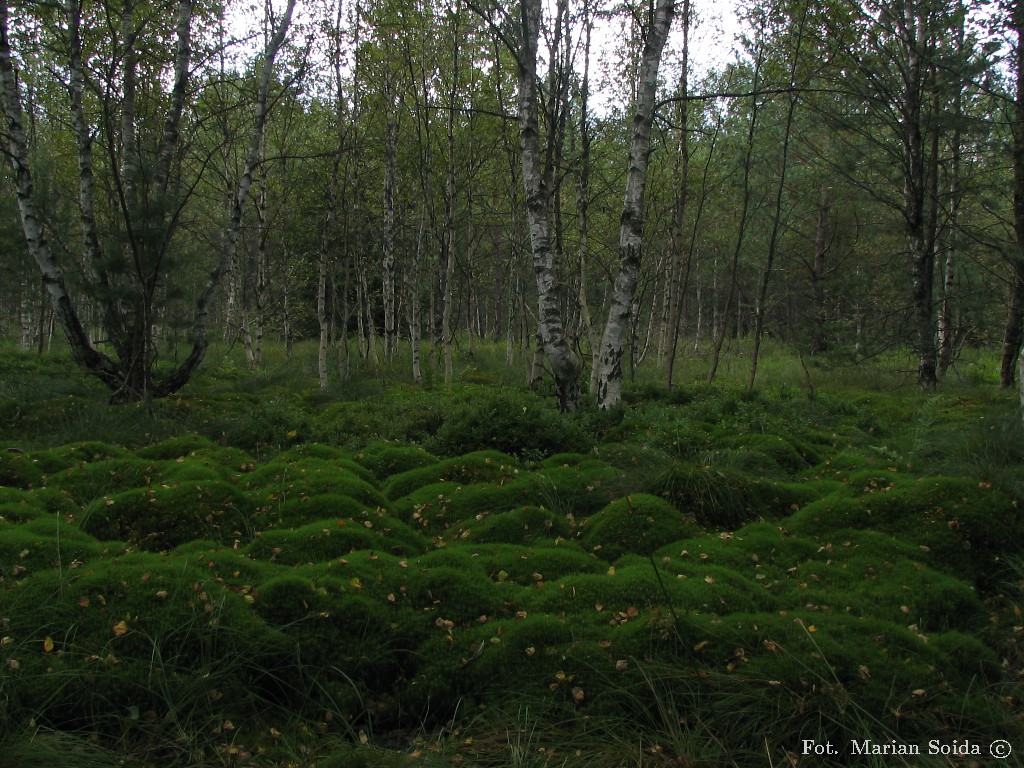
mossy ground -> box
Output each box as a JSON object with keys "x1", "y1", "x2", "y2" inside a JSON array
[{"x1": 1, "y1": 344, "x2": 1022, "y2": 767}]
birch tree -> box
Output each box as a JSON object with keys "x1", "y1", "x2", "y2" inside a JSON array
[
  {"x1": 514, "y1": 0, "x2": 583, "y2": 411},
  {"x1": 594, "y1": 0, "x2": 675, "y2": 409},
  {"x1": 0, "y1": 0, "x2": 298, "y2": 402}
]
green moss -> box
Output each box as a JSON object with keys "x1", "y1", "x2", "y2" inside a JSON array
[
  {"x1": 0, "y1": 519, "x2": 105, "y2": 580},
  {"x1": 528, "y1": 461, "x2": 624, "y2": 518},
  {"x1": 710, "y1": 433, "x2": 812, "y2": 476},
  {"x1": 245, "y1": 458, "x2": 387, "y2": 510},
  {"x1": 580, "y1": 494, "x2": 701, "y2": 561},
  {"x1": 0, "y1": 488, "x2": 46, "y2": 523},
  {"x1": 256, "y1": 493, "x2": 375, "y2": 529},
  {"x1": 540, "y1": 452, "x2": 592, "y2": 467},
  {"x1": 0, "y1": 552, "x2": 284, "y2": 731},
  {"x1": 275, "y1": 444, "x2": 378, "y2": 485},
  {"x1": 352, "y1": 441, "x2": 439, "y2": 481},
  {"x1": 426, "y1": 389, "x2": 593, "y2": 460},
  {"x1": 135, "y1": 433, "x2": 223, "y2": 460},
  {"x1": 404, "y1": 566, "x2": 506, "y2": 623},
  {"x1": 382, "y1": 451, "x2": 520, "y2": 500},
  {"x1": 159, "y1": 458, "x2": 228, "y2": 484},
  {"x1": 646, "y1": 462, "x2": 765, "y2": 528},
  {"x1": 47, "y1": 457, "x2": 158, "y2": 505},
  {"x1": 78, "y1": 480, "x2": 255, "y2": 551},
  {"x1": 254, "y1": 573, "x2": 427, "y2": 716},
  {"x1": 30, "y1": 442, "x2": 130, "y2": 474},
  {"x1": 520, "y1": 565, "x2": 745, "y2": 618},
  {"x1": 389, "y1": 481, "x2": 463, "y2": 534},
  {"x1": 243, "y1": 511, "x2": 425, "y2": 564},
  {"x1": 0, "y1": 451, "x2": 45, "y2": 488},
  {"x1": 468, "y1": 542, "x2": 603, "y2": 585},
  {"x1": 788, "y1": 477, "x2": 1022, "y2": 585},
  {"x1": 451, "y1": 505, "x2": 571, "y2": 545}
]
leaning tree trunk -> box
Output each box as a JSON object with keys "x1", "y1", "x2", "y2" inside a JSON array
[
  {"x1": 516, "y1": 0, "x2": 581, "y2": 411},
  {"x1": 1, "y1": 0, "x2": 296, "y2": 401},
  {"x1": 594, "y1": 0, "x2": 674, "y2": 409},
  {"x1": 0, "y1": 0, "x2": 123, "y2": 389},
  {"x1": 159, "y1": 0, "x2": 296, "y2": 398}
]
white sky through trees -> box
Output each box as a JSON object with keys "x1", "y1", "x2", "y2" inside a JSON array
[{"x1": 225, "y1": 0, "x2": 746, "y2": 112}]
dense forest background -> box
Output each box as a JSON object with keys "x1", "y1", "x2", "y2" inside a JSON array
[{"x1": 1, "y1": 0, "x2": 1023, "y2": 405}]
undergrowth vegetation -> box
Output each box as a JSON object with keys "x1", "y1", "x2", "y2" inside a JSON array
[{"x1": 1, "y1": 344, "x2": 1023, "y2": 766}]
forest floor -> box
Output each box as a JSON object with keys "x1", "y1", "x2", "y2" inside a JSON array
[{"x1": 1, "y1": 343, "x2": 1023, "y2": 767}]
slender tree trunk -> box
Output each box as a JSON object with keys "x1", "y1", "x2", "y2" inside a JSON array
[
  {"x1": 575, "y1": 0, "x2": 601, "y2": 395},
  {"x1": 595, "y1": 0, "x2": 674, "y2": 409},
  {"x1": 937, "y1": 73, "x2": 963, "y2": 378},
  {"x1": 515, "y1": 0, "x2": 581, "y2": 410},
  {"x1": 708, "y1": 52, "x2": 763, "y2": 385},
  {"x1": 809, "y1": 186, "x2": 831, "y2": 356},
  {"x1": 665, "y1": 0, "x2": 691, "y2": 390},
  {"x1": 747, "y1": 3, "x2": 808, "y2": 393},
  {"x1": 441, "y1": 117, "x2": 457, "y2": 385},
  {"x1": 382, "y1": 85, "x2": 399, "y2": 362},
  {"x1": 409, "y1": 207, "x2": 425, "y2": 384}
]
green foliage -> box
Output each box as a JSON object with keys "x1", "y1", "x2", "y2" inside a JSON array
[{"x1": 580, "y1": 494, "x2": 702, "y2": 561}]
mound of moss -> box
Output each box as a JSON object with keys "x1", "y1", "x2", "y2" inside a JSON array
[
  {"x1": 352, "y1": 441, "x2": 439, "y2": 482},
  {"x1": 580, "y1": 494, "x2": 702, "y2": 561},
  {"x1": 245, "y1": 458, "x2": 387, "y2": 510},
  {"x1": 79, "y1": 480, "x2": 255, "y2": 551},
  {"x1": 0, "y1": 552, "x2": 287, "y2": 734}
]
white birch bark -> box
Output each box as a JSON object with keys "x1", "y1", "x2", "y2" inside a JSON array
[
  {"x1": 0, "y1": 0, "x2": 123, "y2": 388},
  {"x1": 517, "y1": 0, "x2": 581, "y2": 411},
  {"x1": 594, "y1": 0, "x2": 674, "y2": 409}
]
